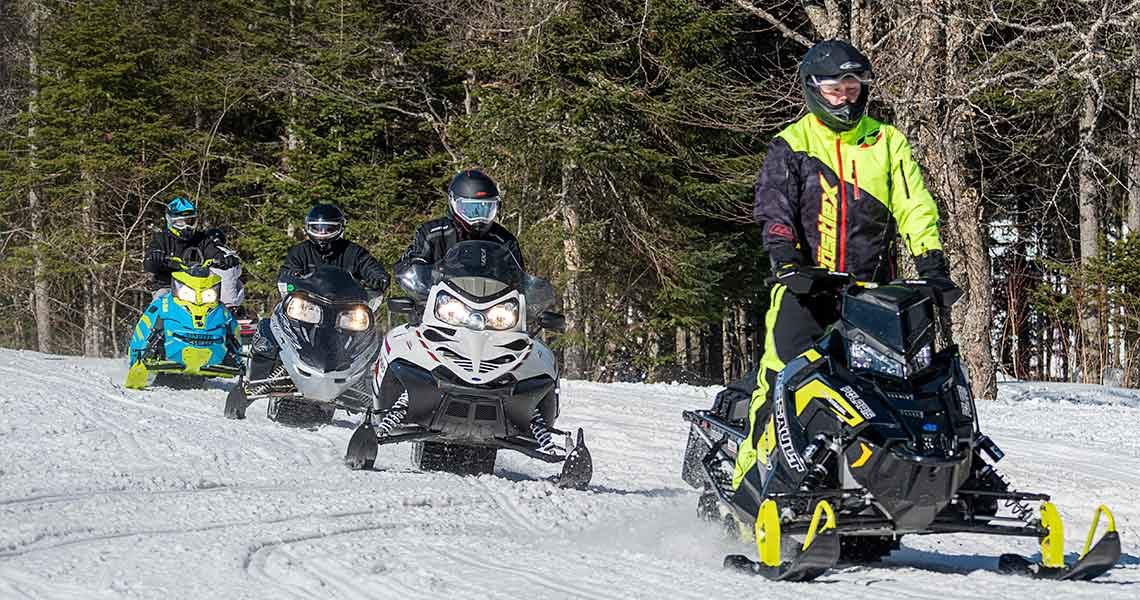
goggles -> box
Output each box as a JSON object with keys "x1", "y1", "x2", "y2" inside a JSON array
[
  {"x1": 166, "y1": 213, "x2": 197, "y2": 231},
  {"x1": 450, "y1": 193, "x2": 500, "y2": 225},
  {"x1": 305, "y1": 219, "x2": 344, "y2": 240},
  {"x1": 809, "y1": 71, "x2": 873, "y2": 95}
]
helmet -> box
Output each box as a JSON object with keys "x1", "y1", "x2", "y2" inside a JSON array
[
  {"x1": 165, "y1": 196, "x2": 198, "y2": 238},
  {"x1": 447, "y1": 170, "x2": 501, "y2": 235},
  {"x1": 304, "y1": 203, "x2": 346, "y2": 252},
  {"x1": 799, "y1": 40, "x2": 874, "y2": 132}
]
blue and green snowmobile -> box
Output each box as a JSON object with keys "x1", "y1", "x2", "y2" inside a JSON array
[{"x1": 125, "y1": 258, "x2": 242, "y2": 389}]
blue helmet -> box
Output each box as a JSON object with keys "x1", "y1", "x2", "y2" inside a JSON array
[{"x1": 165, "y1": 196, "x2": 198, "y2": 238}]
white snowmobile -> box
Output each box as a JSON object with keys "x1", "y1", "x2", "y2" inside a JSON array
[
  {"x1": 681, "y1": 268, "x2": 1121, "y2": 582},
  {"x1": 224, "y1": 266, "x2": 382, "y2": 424},
  {"x1": 343, "y1": 241, "x2": 592, "y2": 489}
]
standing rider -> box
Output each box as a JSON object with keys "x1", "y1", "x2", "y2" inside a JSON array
[
  {"x1": 731, "y1": 40, "x2": 961, "y2": 508},
  {"x1": 394, "y1": 169, "x2": 524, "y2": 274},
  {"x1": 248, "y1": 203, "x2": 390, "y2": 382}
]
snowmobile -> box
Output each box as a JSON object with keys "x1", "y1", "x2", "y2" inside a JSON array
[
  {"x1": 223, "y1": 266, "x2": 382, "y2": 424},
  {"x1": 343, "y1": 241, "x2": 592, "y2": 489},
  {"x1": 125, "y1": 257, "x2": 243, "y2": 390},
  {"x1": 681, "y1": 268, "x2": 1121, "y2": 582}
]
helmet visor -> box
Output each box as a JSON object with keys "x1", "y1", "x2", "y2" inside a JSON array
[
  {"x1": 167, "y1": 213, "x2": 197, "y2": 231},
  {"x1": 450, "y1": 194, "x2": 500, "y2": 225},
  {"x1": 305, "y1": 219, "x2": 344, "y2": 240},
  {"x1": 810, "y1": 72, "x2": 872, "y2": 95}
]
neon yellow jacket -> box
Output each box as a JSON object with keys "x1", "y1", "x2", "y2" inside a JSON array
[{"x1": 754, "y1": 114, "x2": 943, "y2": 281}]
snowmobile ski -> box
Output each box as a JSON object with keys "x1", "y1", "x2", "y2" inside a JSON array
[
  {"x1": 124, "y1": 362, "x2": 149, "y2": 390},
  {"x1": 223, "y1": 379, "x2": 251, "y2": 419},
  {"x1": 998, "y1": 503, "x2": 1121, "y2": 581},
  {"x1": 724, "y1": 499, "x2": 840, "y2": 582},
  {"x1": 555, "y1": 428, "x2": 593, "y2": 490},
  {"x1": 344, "y1": 408, "x2": 379, "y2": 470}
]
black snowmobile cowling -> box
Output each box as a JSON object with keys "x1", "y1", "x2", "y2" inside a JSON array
[
  {"x1": 681, "y1": 268, "x2": 1122, "y2": 582},
  {"x1": 277, "y1": 266, "x2": 375, "y2": 374}
]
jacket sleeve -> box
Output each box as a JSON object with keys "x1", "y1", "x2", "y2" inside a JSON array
[
  {"x1": 887, "y1": 127, "x2": 943, "y2": 257},
  {"x1": 142, "y1": 231, "x2": 172, "y2": 276},
  {"x1": 349, "y1": 244, "x2": 391, "y2": 292},
  {"x1": 278, "y1": 244, "x2": 307, "y2": 281},
  {"x1": 506, "y1": 236, "x2": 525, "y2": 272},
  {"x1": 754, "y1": 138, "x2": 802, "y2": 268},
  {"x1": 393, "y1": 224, "x2": 434, "y2": 275}
]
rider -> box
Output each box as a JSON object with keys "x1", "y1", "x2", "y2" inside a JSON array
[
  {"x1": 730, "y1": 40, "x2": 961, "y2": 502},
  {"x1": 248, "y1": 203, "x2": 390, "y2": 382},
  {"x1": 143, "y1": 196, "x2": 243, "y2": 304},
  {"x1": 394, "y1": 169, "x2": 524, "y2": 273}
]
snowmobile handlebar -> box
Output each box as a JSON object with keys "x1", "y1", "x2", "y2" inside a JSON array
[{"x1": 777, "y1": 268, "x2": 960, "y2": 308}]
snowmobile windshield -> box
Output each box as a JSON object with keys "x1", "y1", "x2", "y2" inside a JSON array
[
  {"x1": 521, "y1": 274, "x2": 555, "y2": 319},
  {"x1": 435, "y1": 241, "x2": 524, "y2": 300}
]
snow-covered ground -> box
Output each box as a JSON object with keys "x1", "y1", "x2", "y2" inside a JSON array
[{"x1": 1, "y1": 349, "x2": 1137, "y2": 599}]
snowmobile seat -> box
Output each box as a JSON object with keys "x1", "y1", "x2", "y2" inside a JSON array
[{"x1": 712, "y1": 370, "x2": 758, "y2": 426}]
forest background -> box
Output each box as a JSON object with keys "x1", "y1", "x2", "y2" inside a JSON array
[{"x1": 3, "y1": 0, "x2": 1140, "y2": 401}]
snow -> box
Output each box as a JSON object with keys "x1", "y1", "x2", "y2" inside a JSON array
[{"x1": 0, "y1": 348, "x2": 1138, "y2": 598}]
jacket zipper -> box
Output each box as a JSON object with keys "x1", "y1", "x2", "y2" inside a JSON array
[{"x1": 835, "y1": 137, "x2": 848, "y2": 273}]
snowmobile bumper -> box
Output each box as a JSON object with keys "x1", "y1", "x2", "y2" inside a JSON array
[{"x1": 387, "y1": 358, "x2": 557, "y2": 442}]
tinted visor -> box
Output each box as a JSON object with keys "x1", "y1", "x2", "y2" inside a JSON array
[
  {"x1": 305, "y1": 219, "x2": 343, "y2": 240},
  {"x1": 450, "y1": 194, "x2": 500, "y2": 225}
]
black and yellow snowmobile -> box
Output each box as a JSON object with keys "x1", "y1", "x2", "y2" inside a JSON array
[{"x1": 681, "y1": 269, "x2": 1121, "y2": 582}]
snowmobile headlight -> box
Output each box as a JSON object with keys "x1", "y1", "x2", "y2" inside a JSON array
[
  {"x1": 286, "y1": 295, "x2": 323, "y2": 324},
  {"x1": 199, "y1": 285, "x2": 220, "y2": 305},
  {"x1": 485, "y1": 300, "x2": 519, "y2": 330},
  {"x1": 337, "y1": 306, "x2": 372, "y2": 332},
  {"x1": 850, "y1": 341, "x2": 906, "y2": 379},
  {"x1": 435, "y1": 293, "x2": 471, "y2": 326},
  {"x1": 174, "y1": 280, "x2": 197, "y2": 304}
]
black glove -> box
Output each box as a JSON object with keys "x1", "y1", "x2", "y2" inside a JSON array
[{"x1": 915, "y1": 250, "x2": 963, "y2": 306}]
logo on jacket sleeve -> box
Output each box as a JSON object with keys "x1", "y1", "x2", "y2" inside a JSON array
[{"x1": 817, "y1": 173, "x2": 839, "y2": 270}]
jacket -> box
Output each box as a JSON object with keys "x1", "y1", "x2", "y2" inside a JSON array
[
  {"x1": 143, "y1": 229, "x2": 237, "y2": 290},
  {"x1": 754, "y1": 114, "x2": 943, "y2": 283},
  {"x1": 279, "y1": 238, "x2": 390, "y2": 292},
  {"x1": 395, "y1": 217, "x2": 524, "y2": 272}
]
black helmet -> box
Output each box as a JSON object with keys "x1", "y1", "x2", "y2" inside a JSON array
[
  {"x1": 304, "y1": 203, "x2": 346, "y2": 252},
  {"x1": 799, "y1": 40, "x2": 874, "y2": 132},
  {"x1": 447, "y1": 170, "x2": 501, "y2": 235}
]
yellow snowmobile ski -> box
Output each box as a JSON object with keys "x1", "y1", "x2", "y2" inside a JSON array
[
  {"x1": 723, "y1": 499, "x2": 841, "y2": 581},
  {"x1": 999, "y1": 502, "x2": 1122, "y2": 580}
]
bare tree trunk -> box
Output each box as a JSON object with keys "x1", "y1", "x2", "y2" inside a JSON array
[
  {"x1": 560, "y1": 162, "x2": 584, "y2": 378},
  {"x1": 675, "y1": 326, "x2": 687, "y2": 370},
  {"x1": 81, "y1": 170, "x2": 104, "y2": 357},
  {"x1": 1129, "y1": 20, "x2": 1140, "y2": 234},
  {"x1": 803, "y1": 1, "x2": 843, "y2": 39},
  {"x1": 25, "y1": 0, "x2": 50, "y2": 353},
  {"x1": 721, "y1": 311, "x2": 733, "y2": 384},
  {"x1": 1078, "y1": 86, "x2": 1101, "y2": 383},
  {"x1": 735, "y1": 305, "x2": 749, "y2": 377}
]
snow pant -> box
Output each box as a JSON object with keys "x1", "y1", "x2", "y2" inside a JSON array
[
  {"x1": 248, "y1": 318, "x2": 280, "y2": 382},
  {"x1": 731, "y1": 283, "x2": 838, "y2": 491}
]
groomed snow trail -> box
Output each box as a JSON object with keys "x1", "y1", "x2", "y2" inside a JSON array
[{"x1": 0, "y1": 349, "x2": 1137, "y2": 599}]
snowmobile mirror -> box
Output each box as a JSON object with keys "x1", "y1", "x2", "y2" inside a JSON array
[
  {"x1": 538, "y1": 311, "x2": 566, "y2": 333},
  {"x1": 387, "y1": 297, "x2": 416, "y2": 314}
]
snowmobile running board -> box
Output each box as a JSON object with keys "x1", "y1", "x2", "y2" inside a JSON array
[{"x1": 342, "y1": 409, "x2": 593, "y2": 490}]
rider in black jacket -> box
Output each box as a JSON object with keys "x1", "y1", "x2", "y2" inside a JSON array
[
  {"x1": 143, "y1": 196, "x2": 239, "y2": 296},
  {"x1": 278, "y1": 204, "x2": 390, "y2": 293},
  {"x1": 249, "y1": 203, "x2": 390, "y2": 383},
  {"x1": 394, "y1": 170, "x2": 524, "y2": 274}
]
